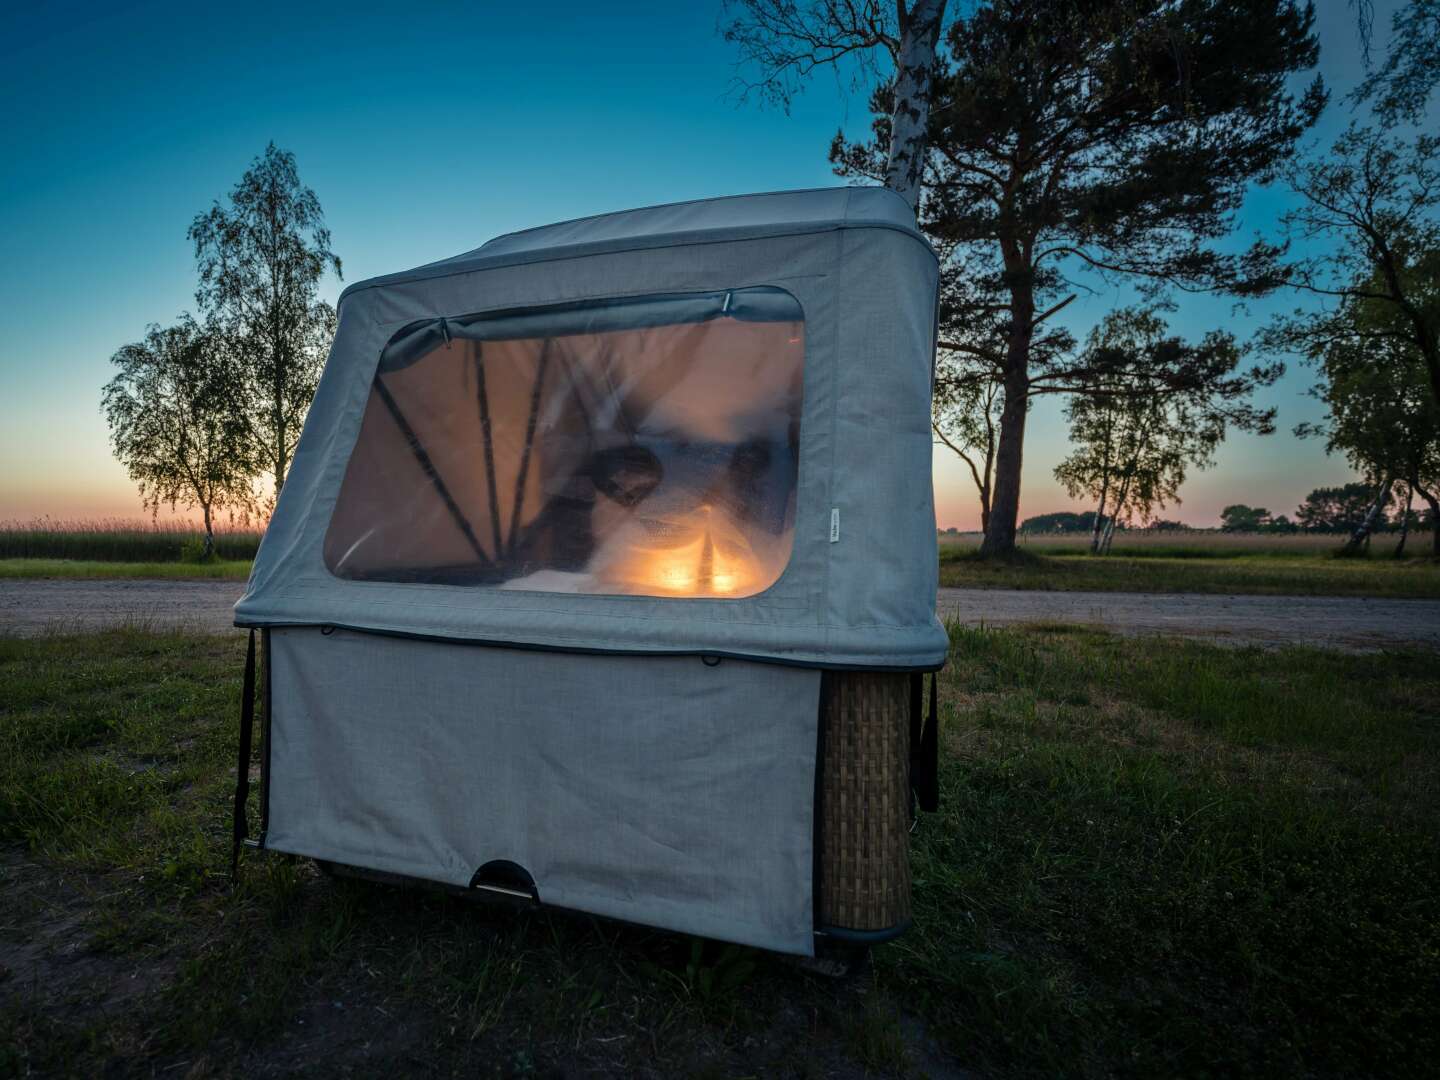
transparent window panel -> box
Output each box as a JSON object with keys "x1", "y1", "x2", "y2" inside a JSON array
[{"x1": 324, "y1": 288, "x2": 804, "y2": 598}]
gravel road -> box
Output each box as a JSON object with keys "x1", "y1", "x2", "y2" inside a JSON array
[
  {"x1": 1, "y1": 579, "x2": 1436, "y2": 652},
  {"x1": 0, "y1": 579, "x2": 245, "y2": 638}
]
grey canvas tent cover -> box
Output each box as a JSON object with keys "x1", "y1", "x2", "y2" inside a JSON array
[{"x1": 234, "y1": 186, "x2": 945, "y2": 956}]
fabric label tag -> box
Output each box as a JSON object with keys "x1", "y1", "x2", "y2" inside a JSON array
[{"x1": 829, "y1": 507, "x2": 840, "y2": 543}]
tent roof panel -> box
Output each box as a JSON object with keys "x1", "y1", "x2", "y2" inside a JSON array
[
  {"x1": 339, "y1": 187, "x2": 928, "y2": 306},
  {"x1": 474, "y1": 186, "x2": 920, "y2": 258}
]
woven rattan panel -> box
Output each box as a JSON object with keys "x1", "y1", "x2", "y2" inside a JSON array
[{"x1": 818, "y1": 671, "x2": 912, "y2": 931}]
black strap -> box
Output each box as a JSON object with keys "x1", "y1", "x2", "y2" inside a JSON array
[
  {"x1": 910, "y1": 671, "x2": 940, "y2": 814},
  {"x1": 231, "y1": 629, "x2": 256, "y2": 879},
  {"x1": 908, "y1": 673, "x2": 923, "y2": 762}
]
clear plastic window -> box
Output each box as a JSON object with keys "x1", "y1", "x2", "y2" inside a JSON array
[{"x1": 324, "y1": 288, "x2": 804, "y2": 598}]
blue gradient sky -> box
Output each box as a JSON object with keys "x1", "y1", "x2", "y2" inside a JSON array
[{"x1": 0, "y1": 1, "x2": 1398, "y2": 529}]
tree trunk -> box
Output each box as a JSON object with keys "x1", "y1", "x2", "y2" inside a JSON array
[
  {"x1": 1342, "y1": 478, "x2": 1391, "y2": 556},
  {"x1": 1089, "y1": 475, "x2": 1110, "y2": 555},
  {"x1": 273, "y1": 371, "x2": 288, "y2": 497},
  {"x1": 980, "y1": 270, "x2": 1034, "y2": 557},
  {"x1": 979, "y1": 367, "x2": 1029, "y2": 556},
  {"x1": 883, "y1": 0, "x2": 947, "y2": 211},
  {"x1": 1396, "y1": 483, "x2": 1414, "y2": 557},
  {"x1": 1097, "y1": 466, "x2": 1135, "y2": 557},
  {"x1": 1089, "y1": 508, "x2": 1106, "y2": 555},
  {"x1": 202, "y1": 503, "x2": 214, "y2": 560},
  {"x1": 1413, "y1": 480, "x2": 1440, "y2": 556}
]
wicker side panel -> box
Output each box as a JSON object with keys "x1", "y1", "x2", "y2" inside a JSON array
[{"x1": 818, "y1": 671, "x2": 912, "y2": 931}]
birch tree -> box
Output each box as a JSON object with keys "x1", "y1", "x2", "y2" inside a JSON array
[
  {"x1": 1056, "y1": 392, "x2": 1185, "y2": 555},
  {"x1": 101, "y1": 317, "x2": 256, "y2": 556},
  {"x1": 1295, "y1": 277, "x2": 1440, "y2": 555},
  {"x1": 1051, "y1": 309, "x2": 1279, "y2": 554},
  {"x1": 189, "y1": 143, "x2": 341, "y2": 498},
  {"x1": 932, "y1": 353, "x2": 1004, "y2": 532},
  {"x1": 722, "y1": 0, "x2": 948, "y2": 210},
  {"x1": 1295, "y1": 483, "x2": 1384, "y2": 534}
]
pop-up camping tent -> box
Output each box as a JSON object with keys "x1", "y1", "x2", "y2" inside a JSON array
[{"x1": 232, "y1": 186, "x2": 945, "y2": 957}]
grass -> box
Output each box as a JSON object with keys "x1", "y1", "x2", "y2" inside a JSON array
[
  {"x1": 0, "y1": 559, "x2": 253, "y2": 581},
  {"x1": 940, "y1": 550, "x2": 1440, "y2": 597},
  {"x1": 3, "y1": 627, "x2": 1436, "y2": 1076},
  {"x1": 939, "y1": 533, "x2": 1440, "y2": 597},
  {"x1": 896, "y1": 624, "x2": 1440, "y2": 1076},
  {"x1": 5, "y1": 548, "x2": 1437, "y2": 597}
]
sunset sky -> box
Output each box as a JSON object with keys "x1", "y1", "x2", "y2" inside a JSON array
[{"x1": 0, "y1": 1, "x2": 1402, "y2": 531}]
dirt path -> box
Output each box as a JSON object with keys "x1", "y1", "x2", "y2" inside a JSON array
[
  {"x1": 1, "y1": 579, "x2": 1436, "y2": 651},
  {"x1": 936, "y1": 587, "x2": 1440, "y2": 652}
]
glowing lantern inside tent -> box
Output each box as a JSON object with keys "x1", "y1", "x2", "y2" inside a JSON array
[{"x1": 603, "y1": 504, "x2": 766, "y2": 597}]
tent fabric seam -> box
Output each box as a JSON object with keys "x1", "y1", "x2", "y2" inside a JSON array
[
  {"x1": 235, "y1": 622, "x2": 946, "y2": 671},
  {"x1": 234, "y1": 606, "x2": 940, "y2": 632},
  {"x1": 475, "y1": 183, "x2": 885, "y2": 248}
]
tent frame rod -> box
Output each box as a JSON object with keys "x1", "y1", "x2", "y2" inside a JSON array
[
  {"x1": 374, "y1": 378, "x2": 496, "y2": 570},
  {"x1": 506, "y1": 338, "x2": 552, "y2": 557},
  {"x1": 473, "y1": 344, "x2": 506, "y2": 559}
]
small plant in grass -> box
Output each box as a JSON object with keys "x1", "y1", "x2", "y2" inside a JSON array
[
  {"x1": 178, "y1": 537, "x2": 219, "y2": 564},
  {"x1": 642, "y1": 938, "x2": 758, "y2": 1002},
  {"x1": 847, "y1": 994, "x2": 913, "y2": 1076}
]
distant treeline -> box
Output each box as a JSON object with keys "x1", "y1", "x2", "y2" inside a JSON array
[{"x1": 976, "y1": 482, "x2": 1440, "y2": 536}]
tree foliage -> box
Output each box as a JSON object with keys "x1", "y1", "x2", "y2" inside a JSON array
[
  {"x1": 100, "y1": 317, "x2": 256, "y2": 552},
  {"x1": 189, "y1": 143, "x2": 341, "y2": 497},
  {"x1": 1352, "y1": 0, "x2": 1440, "y2": 124},
  {"x1": 1052, "y1": 309, "x2": 1278, "y2": 553},
  {"x1": 1295, "y1": 482, "x2": 1388, "y2": 534},
  {"x1": 831, "y1": 0, "x2": 1323, "y2": 554},
  {"x1": 1019, "y1": 510, "x2": 1099, "y2": 534},
  {"x1": 1293, "y1": 267, "x2": 1440, "y2": 553},
  {"x1": 1260, "y1": 127, "x2": 1440, "y2": 412},
  {"x1": 1221, "y1": 504, "x2": 1271, "y2": 532}
]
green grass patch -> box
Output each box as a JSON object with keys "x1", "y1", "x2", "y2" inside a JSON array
[
  {"x1": 2, "y1": 628, "x2": 1436, "y2": 1076},
  {"x1": 0, "y1": 559, "x2": 252, "y2": 580},
  {"x1": 940, "y1": 550, "x2": 1440, "y2": 597},
  {"x1": 887, "y1": 624, "x2": 1440, "y2": 1076}
]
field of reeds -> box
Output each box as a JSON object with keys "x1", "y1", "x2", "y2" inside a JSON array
[
  {"x1": 941, "y1": 527, "x2": 1435, "y2": 559},
  {"x1": 0, "y1": 518, "x2": 263, "y2": 563}
]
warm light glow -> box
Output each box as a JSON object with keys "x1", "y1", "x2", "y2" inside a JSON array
[{"x1": 607, "y1": 506, "x2": 760, "y2": 597}]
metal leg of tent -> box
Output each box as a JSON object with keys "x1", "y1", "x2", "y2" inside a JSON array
[
  {"x1": 374, "y1": 378, "x2": 495, "y2": 570},
  {"x1": 507, "y1": 339, "x2": 552, "y2": 557},
  {"x1": 474, "y1": 345, "x2": 505, "y2": 560}
]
